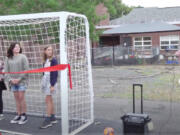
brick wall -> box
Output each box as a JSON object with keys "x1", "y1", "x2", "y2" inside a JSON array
[
  {"x1": 100, "y1": 30, "x2": 180, "y2": 50},
  {"x1": 174, "y1": 24, "x2": 180, "y2": 27},
  {"x1": 96, "y1": 3, "x2": 110, "y2": 26},
  {"x1": 128, "y1": 31, "x2": 180, "y2": 47}
]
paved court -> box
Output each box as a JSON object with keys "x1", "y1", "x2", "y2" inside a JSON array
[
  {"x1": 1, "y1": 97, "x2": 180, "y2": 135},
  {"x1": 1, "y1": 66, "x2": 180, "y2": 135}
]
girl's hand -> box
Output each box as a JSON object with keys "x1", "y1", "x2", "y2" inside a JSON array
[
  {"x1": 50, "y1": 86, "x2": 54, "y2": 93},
  {"x1": 11, "y1": 80, "x2": 16, "y2": 84},
  {"x1": 11, "y1": 79, "x2": 20, "y2": 84}
]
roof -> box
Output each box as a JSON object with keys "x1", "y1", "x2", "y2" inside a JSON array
[
  {"x1": 96, "y1": 25, "x2": 120, "y2": 29},
  {"x1": 110, "y1": 7, "x2": 180, "y2": 25},
  {"x1": 103, "y1": 22, "x2": 180, "y2": 35}
]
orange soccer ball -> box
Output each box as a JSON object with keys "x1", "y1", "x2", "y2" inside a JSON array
[{"x1": 104, "y1": 127, "x2": 114, "y2": 135}]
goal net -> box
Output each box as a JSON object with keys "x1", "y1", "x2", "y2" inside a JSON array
[{"x1": 0, "y1": 12, "x2": 94, "y2": 135}]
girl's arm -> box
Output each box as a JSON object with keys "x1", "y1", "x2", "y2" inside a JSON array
[
  {"x1": 4, "y1": 57, "x2": 11, "y2": 83},
  {"x1": 50, "y1": 58, "x2": 58, "y2": 86},
  {"x1": 17, "y1": 55, "x2": 29, "y2": 81}
]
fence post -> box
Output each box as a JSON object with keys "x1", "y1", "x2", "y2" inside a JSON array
[
  {"x1": 91, "y1": 47, "x2": 94, "y2": 65},
  {"x1": 113, "y1": 45, "x2": 115, "y2": 65}
]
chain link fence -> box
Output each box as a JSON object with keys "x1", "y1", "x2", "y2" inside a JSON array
[{"x1": 91, "y1": 45, "x2": 177, "y2": 66}]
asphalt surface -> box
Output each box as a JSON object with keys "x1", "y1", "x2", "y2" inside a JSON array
[
  {"x1": 1, "y1": 66, "x2": 180, "y2": 135},
  {"x1": 0, "y1": 97, "x2": 180, "y2": 135}
]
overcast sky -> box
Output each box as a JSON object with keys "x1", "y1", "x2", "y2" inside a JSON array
[{"x1": 122, "y1": 0, "x2": 180, "y2": 8}]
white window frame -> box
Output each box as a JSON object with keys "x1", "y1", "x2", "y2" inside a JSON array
[
  {"x1": 133, "y1": 36, "x2": 152, "y2": 50},
  {"x1": 160, "y1": 35, "x2": 180, "y2": 50}
]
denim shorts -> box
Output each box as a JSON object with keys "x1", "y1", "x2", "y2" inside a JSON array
[{"x1": 11, "y1": 84, "x2": 27, "y2": 92}]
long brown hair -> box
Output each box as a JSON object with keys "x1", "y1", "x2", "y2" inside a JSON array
[
  {"x1": 7, "y1": 42, "x2": 22, "y2": 58},
  {"x1": 43, "y1": 46, "x2": 54, "y2": 63}
]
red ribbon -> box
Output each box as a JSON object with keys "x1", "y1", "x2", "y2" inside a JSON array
[{"x1": 0, "y1": 64, "x2": 72, "y2": 89}]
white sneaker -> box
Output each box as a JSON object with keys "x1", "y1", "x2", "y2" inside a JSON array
[
  {"x1": 10, "y1": 115, "x2": 21, "y2": 124},
  {"x1": 0, "y1": 114, "x2": 4, "y2": 120},
  {"x1": 18, "y1": 115, "x2": 28, "y2": 125}
]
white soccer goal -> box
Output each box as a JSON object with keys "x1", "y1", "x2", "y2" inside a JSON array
[{"x1": 0, "y1": 12, "x2": 94, "y2": 135}]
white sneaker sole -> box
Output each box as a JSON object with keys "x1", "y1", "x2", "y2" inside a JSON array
[
  {"x1": 10, "y1": 120, "x2": 19, "y2": 124},
  {"x1": 18, "y1": 119, "x2": 28, "y2": 125},
  {"x1": 51, "y1": 120, "x2": 58, "y2": 124},
  {"x1": 40, "y1": 124, "x2": 52, "y2": 129}
]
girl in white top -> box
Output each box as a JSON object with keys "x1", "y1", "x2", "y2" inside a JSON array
[{"x1": 40, "y1": 46, "x2": 58, "y2": 129}]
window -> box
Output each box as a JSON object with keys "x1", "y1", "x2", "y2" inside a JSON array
[
  {"x1": 134, "y1": 36, "x2": 152, "y2": 50},
  {"x1": 160, "y1": 35, "x2": 179, "y2": 50}
]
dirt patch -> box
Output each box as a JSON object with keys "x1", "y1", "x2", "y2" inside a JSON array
[{"x1": 92, "y1": 65, "x2": 180, "y2": 101}]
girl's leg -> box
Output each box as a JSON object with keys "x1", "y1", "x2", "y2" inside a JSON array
[
  {"x1": 18, "y1": 91, "x2": 26, "y2": 114},
  {"x1": 40, "y1": 95, "x2": 57, "y2": 128},
  {"x1": 40, "y1": 95, "x2": 53, "y2": 129},
  {"x1": 50, "y1": 96, "x2": 54, "y2": 115},
  {"x1": 10, "y1": 91, "x2": 22, "y2": 124},
  {"x1": 0, "y1": 90, "x2": 3, "y2": 114},
  {"x1": 14, "y1": 91, "x2": 21, "y2": 115},
  {"x1": 46, "y1": 95, "x2": 53, "y2": 116},
  {"x1": 46, "y1": 95, "x2": 57, "y2": 123},
  {"x1": 18, "y1": 91, "x2": 28, "y2": 124}
]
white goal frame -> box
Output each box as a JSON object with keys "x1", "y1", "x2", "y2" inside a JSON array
[{"x1": 0, "y1": 12, "x2": 94, "y2": 135}]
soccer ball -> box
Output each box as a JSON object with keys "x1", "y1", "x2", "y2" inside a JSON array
[{"x1": 104, "y1": 127, "x2": 114, "y2": 135}]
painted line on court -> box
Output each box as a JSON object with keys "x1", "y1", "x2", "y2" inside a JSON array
[{"x1": 0, "y1": 129, "x2": 32, "y2": 135}]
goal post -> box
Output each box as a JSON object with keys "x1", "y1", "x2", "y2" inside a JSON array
[
  {"x1": 0, "y1": 12, "x2": 94, "y2": 135},
  {"x1": 60, "y1": 13, "x2": 69, "y2": 135}
]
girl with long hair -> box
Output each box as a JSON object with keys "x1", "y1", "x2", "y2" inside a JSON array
[
  {"x1": 40, "y1": 46, "x2": 58, "y2": 129},
  {"x1": 5, "y1": 42, "x2": 29, "y2": 124}
]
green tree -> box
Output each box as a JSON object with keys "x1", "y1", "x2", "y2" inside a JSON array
[
  {"x1": 0, "y1": 0, "x2": 132, "y2": 41},
  {"x1": 0, "y1": 0, "x2": 61, "y2": 15},
  {"x1": 103, "y1": 0, "x2": 132, "y2": 20},
  {"x1": 60, "y1": 0, "x2": 102, "y2": 41}
]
